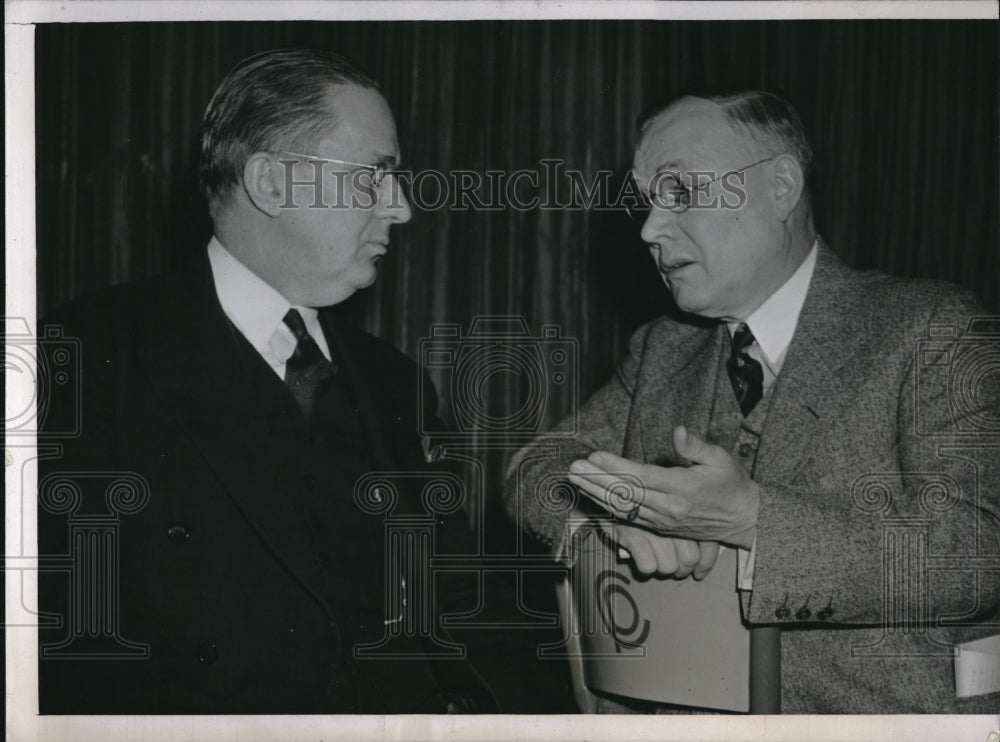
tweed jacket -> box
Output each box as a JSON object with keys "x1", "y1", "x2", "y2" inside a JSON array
[{"x1": 505, "y1": 242, "x2": 1000, "y2": 713}]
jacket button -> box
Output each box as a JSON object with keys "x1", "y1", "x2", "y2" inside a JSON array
[
  {"x1": 817, "y1": 607, "x2": 834, "y2": 620},
  {"x1": 774, "y1": 607, "x2": 790, "y2": 619},
  {"x1": 196, "y1": 642, "x2": 218, "y2": 664},
  {"x1": 167, "y1": 524, "x2": 189, "y2": 543},
  {"x1": 796, "y1": 607, "x2": 812, "y2": 620},
  {"x1": 737, "y1": 443, "x2": 754, "y2": 458},
  {"x1": 302, "y1": 474, "x2": 316, "y2": 490}
]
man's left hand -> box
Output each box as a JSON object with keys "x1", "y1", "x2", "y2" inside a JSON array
[{"x1": 567, "y1": 425, "x2": 760, "y2": 549}]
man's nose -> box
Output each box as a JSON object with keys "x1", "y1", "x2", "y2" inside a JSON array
[
  {"x1": 639, "y1": 205, "x2": 678, "y2": 245},
  {"x1": 378, "y1": 173, "x2": 412, "y2": 224}
]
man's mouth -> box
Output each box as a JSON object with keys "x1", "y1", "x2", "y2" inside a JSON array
[{"x1": 662, "y1": 259, "x2": 694, "y2": 273}]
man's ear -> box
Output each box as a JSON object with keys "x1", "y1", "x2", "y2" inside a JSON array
[
  {"x1": 242, "y1": 152, "x2": 285, "y2": 217},
  {"x1": 770, "y1": 153, "x2": 805, "y2": 222}
]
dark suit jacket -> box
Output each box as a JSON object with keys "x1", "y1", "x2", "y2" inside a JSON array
[
  {"x1": 506, "y1": 243, "x2": 1000, "y2": 713},
  {"x1": 37, "y1": 253, "x2": 490, "y2": 714}
]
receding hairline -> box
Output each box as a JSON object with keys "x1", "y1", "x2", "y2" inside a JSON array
[
  {"x1": 639, "y1": 96, "x2": 758, "y2": 152},
  {"x1": 640, "y1": 95, "x2": 722, "y2": 130},
  {"x1": 635, "y1": 96, "x2": 763, "y2": 169},
  {"x1": 637, "y1": 92, "x2": 813, "y2": 180},
  {"x1": 300, "y1": 82, "x2": 380, "y2": 142},
  {"x1": 314, "y1": 84, "x2": 401, "y2": 165}
]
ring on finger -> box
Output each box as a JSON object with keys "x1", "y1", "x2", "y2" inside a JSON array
[{"x1": 625, "y1": 501, "x2": 641, "y2": 522}]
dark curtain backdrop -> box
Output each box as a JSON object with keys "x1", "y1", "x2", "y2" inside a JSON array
[{"x1": 35, "y1": 20, "x2": 999, "y2": 535}]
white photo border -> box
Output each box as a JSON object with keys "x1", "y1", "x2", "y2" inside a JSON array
[{"x1": 6, "y1": 2, "x2": 999, "y2": 741}]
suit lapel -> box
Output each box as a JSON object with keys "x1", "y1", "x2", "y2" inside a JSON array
[
  {"x1": 756, "y1": 241, "x2": 866, "y2": 483},
  {"x1": 637, "y1": 320, "x2": 729, "y2": 465},
  {"x1": 319, "y1": 311, "x2": 403, "y2": 475},
  {"x1": 143, "y1": 254, "x2": 332, "y2": 614}
]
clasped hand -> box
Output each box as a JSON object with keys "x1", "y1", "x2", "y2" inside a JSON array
[{"x1": 567, "y1": 425, "x2": 760, "y2": 579}]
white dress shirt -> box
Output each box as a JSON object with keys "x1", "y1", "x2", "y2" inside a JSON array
[
  {"x1": 726, "y1": 241, "x2": 818, "y2": 385},
  {"x1": 207, "y1": 236, "x2": 331, "y2": 379},
  {"x1": 728, "y1": 241, "x2": 818, "y2": 589}
]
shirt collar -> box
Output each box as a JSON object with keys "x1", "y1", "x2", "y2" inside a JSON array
[
  {"x1": 727, "y1": 240, "x2": 818, "y2": 372},
  {"x1": 207, "y1": 236, "x2": 322, "y2": 360}
]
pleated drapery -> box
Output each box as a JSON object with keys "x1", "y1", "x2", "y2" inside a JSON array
[{"x1": 35, "y1": 20, "x2": 999, "y2": 529}]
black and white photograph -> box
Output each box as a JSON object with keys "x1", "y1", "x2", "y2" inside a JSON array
[{"x1": 5, "y1": 2, "x2": 1000, "y2": 741}]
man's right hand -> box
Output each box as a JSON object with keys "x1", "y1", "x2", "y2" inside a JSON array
[{"x1": 597, "y1": 521, "x2": 721, "y2": 579}]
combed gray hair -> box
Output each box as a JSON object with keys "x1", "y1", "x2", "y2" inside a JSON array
[
  {"x1": 199, "y1": 48, "x2": 381, "y2": 219},
  {"x1": 640, "y1": 88, "x2": 815, "y2": 193}
]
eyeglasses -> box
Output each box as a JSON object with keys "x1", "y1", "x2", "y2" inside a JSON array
[
  {"x1": 625, "y1": 155, "x2": 776, "y2": 223},
  {"x1": 280, "y1": 151, "x2": 392, "y2": 188}
]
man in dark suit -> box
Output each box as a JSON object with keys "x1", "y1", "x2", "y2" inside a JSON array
[
  {"x1": 37, "y1": 48, "x2": 493, "y2": 714},
  {"x1": 505, "y1": 89, "x2": 1000, "y2": 713}
]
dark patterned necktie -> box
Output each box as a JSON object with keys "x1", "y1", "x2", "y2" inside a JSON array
[
  {"x1": 727, "y1": 323, "x2": 764, "y2": 417},
  {"x1": 282, "y1": 308, "x2": 336, "y2": 418}
]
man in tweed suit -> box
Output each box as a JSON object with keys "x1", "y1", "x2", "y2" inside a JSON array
[{"x1": 505, "y1": 89, "x2": 1000, "y2": 713}]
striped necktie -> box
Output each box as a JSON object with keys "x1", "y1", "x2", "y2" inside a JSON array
[
  {"x1": 726, "y1": 323, "x2": 764, "y2": 417},
  {"x1": 282, "y1": 308, "x2": 336, "y2": 418}
]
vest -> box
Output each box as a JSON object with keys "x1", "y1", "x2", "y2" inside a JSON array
[
  {"x1": 705, "y1": 337, "x2": 776, "y2": 477},
  {"x1": 230, "y1": 327, "x2": 446, "y2": 712},
  {"x1": 599, "y1": 339, "x2": 778, "y2": 715}
]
